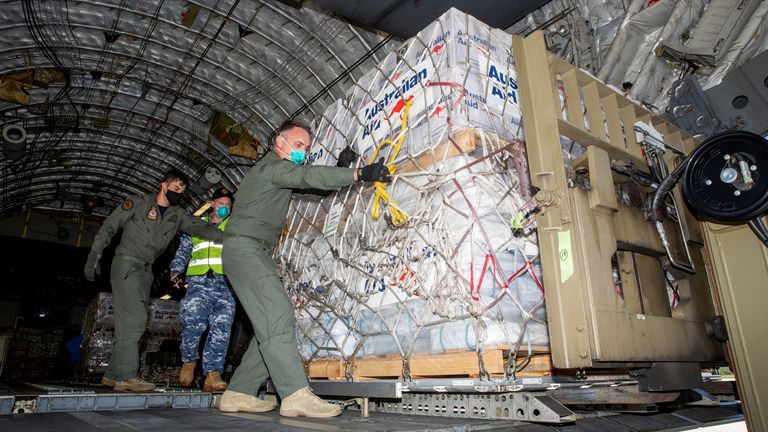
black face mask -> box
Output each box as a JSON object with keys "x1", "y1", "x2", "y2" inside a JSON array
[{"x1": 165, "y1": 190, "x2": 183, "y2": 206}]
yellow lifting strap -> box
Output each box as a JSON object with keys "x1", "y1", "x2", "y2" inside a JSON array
[{"x1": 369, "y1": 99, "x2": 413, "y2": 226}]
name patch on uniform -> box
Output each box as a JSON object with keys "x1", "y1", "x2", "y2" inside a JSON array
[
  {"x1": 122, "y1": 199, "x2": 134, "y2": 210},
  {"x1": 167, "y1": 214, "x2": 178, "y2": 223},
  {"x1": 147, "y1": 206, "x2": 158, "y2": 221}
]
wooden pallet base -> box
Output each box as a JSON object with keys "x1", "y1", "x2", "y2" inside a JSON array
[{"x1": 306, "y1": 345, "x2": 552, "y2": 380}]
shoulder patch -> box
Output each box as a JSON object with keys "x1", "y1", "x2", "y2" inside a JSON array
[{"x1": 121, "y1": 199, "x2": 134, "y2": 210}]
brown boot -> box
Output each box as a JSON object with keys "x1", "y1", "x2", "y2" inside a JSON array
[
  {"x1": 179, "y1": 362, "x2": 196, "y2": 387},
  {"x1": 219, "y1": 390, "x2": 276, "y2": 413},
  {"x1": 203, "y1": 371, "x2": 228, "y2": 392},
  {"x1": 113, "y1": 377, "x2": 156, "y2": 392},
  {"x1": 100, "y1": 376, "x2": 116, "y2": 387},
  {"x1": 279, "y1": 387, "x2": 342, "y2": 418}
]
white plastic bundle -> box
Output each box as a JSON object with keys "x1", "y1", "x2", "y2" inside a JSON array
[
  {"x1": 276, "y1": 8, "x2": 549, "y2": 370},
  {"x1": 89, "y1": 292, "x2": 181, "y2": 336}
]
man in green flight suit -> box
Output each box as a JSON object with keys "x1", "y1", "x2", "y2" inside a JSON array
[
  {"x1": 84, "y1": 169, "x2": 225, "y2": 392},
  {"x1": 219, "y1": 120, "x2": 390, "y2": 417}
]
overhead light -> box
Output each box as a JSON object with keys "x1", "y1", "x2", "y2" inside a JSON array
[
  {"x1": 81, "y1": 194, "x2": 100, "y2": 216},
  {"x1": 204, "y1": 167, "x2": 222, "y2": 184},
  {"x1": 36, "y1": 306, "x2": 50, "y2": 319}
]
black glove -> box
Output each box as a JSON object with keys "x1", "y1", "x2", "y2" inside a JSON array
[
  {"x1": 336, "y1": 146, "x2": 357, "y2": 168},
  {"x1": 358, "y1": 158, "x2": 391, "y2": 183},
  {"x1": 84, "y1": 253, "x2": 101, "y2": 282}
]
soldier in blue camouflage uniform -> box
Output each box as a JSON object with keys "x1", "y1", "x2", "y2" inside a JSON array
[{"x1": 170, "y1": 187, "x2": 236, "y2": 391}]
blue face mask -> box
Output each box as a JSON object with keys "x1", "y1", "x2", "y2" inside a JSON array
[
  {"x1": 290, "y1": 149, "x2": 306, "y2": 165},
  {"x1": 216, "y1": 206, "x2": 230, "y2": 218}
]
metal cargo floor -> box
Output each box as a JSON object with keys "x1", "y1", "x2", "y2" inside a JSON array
[{"x1": 0, "y1": 405, "x2": 744, "y2": 431}]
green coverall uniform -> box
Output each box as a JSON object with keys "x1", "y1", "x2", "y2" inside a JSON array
[
  {"x1": 223, "y1": 151, "x2": 356, "y2": 398},
  {"x1": 89, "y1": 193, "x2": 224, "y2": 381}
]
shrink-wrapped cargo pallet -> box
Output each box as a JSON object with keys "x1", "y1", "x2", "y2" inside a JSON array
[
  {"x1": 87, "y1": 292, "x2": 182, "y2": 336},
  {"x1": 3, "y1": 327, "x2": 64, "y2": 381},
  {"x1": 277, "y1": 8, "x2": 571, "y2": 379},
  {"x1": 78, "y1": 292, "x2": 182, "y2": 383}
]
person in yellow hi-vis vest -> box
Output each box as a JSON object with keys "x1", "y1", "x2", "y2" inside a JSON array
[{"x1": 169, "y1": 187, "x2": 236, "y2": 391}]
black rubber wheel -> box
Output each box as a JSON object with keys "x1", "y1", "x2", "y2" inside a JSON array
[{"x1": 682, "y1": 131, "x2": 768, "y2": 222}]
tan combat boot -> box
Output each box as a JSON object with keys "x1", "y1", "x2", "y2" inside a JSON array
[
  {"x1": 113, "y1": 377, "x2": 156, "y2": 392},
  {"x1": 219, "y1": 390, "x2": 276, "y2": 413},
  {"x1": 100, "y1": 376, "x2": 116, "y2": 387},
  {"x1": 279, "y1": 387, "x2": 342, "y2": 418},
  {"x1": 203, "y1": 371, "x2": 228, "y2": 392},
  {"x1": 179, "y1": 362, "x2": 196, "y2": 387}
]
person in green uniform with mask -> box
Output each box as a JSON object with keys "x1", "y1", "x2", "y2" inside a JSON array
[
  {"x1": 218, "y1": 120, "x2": 390, "y2": 417},
  {"x1": 84, "y1": 169, "x2": 225, "y2": 392}
]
